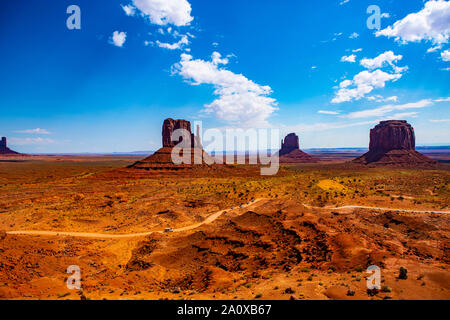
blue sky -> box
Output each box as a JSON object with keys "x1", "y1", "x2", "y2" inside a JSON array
[{"x1": 0, "y1": 0, "x2": 449, "y2": 153}]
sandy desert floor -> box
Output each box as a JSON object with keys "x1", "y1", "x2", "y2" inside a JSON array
[{"x1": 0, "y1": 155, "x2": 449, "y2": 300}]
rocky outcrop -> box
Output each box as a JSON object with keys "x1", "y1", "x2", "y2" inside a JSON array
[
  {"x1": 369, "y1": 120, "x2": 415, "y2": 152},
  {"x1": 280, "y1": 133, "x2": 300, "y2": 156},
  {"x1": 354, "y1": 121, "x2": 436, "y2": 166},
  {"x1": 162, "y1": 119, "x2": 192, "y2": 148},
  {"x1": 130, "y1": 119, "x2": 213, "y2": 170},
  {"x1": 0, "y1": 137, "x2": 19, "y2": 155},
  {"x1": 279, "y1": 133, "x2": 316, "y2": 163}
]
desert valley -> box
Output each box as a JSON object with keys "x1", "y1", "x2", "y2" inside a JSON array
[{"x1": 0, "y1": 119, "x2": 449, "y2": 300}]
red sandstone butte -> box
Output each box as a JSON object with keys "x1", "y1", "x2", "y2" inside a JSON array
[
  {"x1": 353, "y1": 120, "x2": 436, "y2": 166},
  {"x1": 279, "y1": 133, "x2": 316, "y2": 163},
  {"x1": 0, "y1": 137, "x2": 19, "y2": 155},
  {"x1": 130, "y1": 119, "x2": 213, "y2": 170}
]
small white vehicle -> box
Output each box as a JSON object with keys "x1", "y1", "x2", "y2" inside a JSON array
[{"x1": 164, "y1": 228, "x2": 174, "y2": 233}]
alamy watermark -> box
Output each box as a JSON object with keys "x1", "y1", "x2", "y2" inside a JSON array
[
  {"x1": 169, "y1": 121, "x2": 280, "y2": 176},
  {"x1": 366, "y1": 265, "x2": 381, "y2": 290},
  {"x1": 66, "y1": 265, "x2": 81, "y2": 290},
  {"x1": 66, "y1": 5, "x2": 81, "y2": 30}
]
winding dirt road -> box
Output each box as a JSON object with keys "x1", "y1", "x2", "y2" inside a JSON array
[
  {"x1": 329, "y1": 205, "x2": 450, "y2": 214},
  {"x1": 6, "y1": 199, "x2": 448, "y2": 239},
  {"x1": 6, "y1": 198, "x2": 265, "y2": 239}
]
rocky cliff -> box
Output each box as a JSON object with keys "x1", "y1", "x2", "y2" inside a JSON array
[
  {"x1": 354, "y1": 121, "x2": 436, "y2": 166},
  {"x1": 0, "y1": 137, "x2": 19, "y2": 155},
  {"x1": 279, "y1": 133, "x2": 316, "y2": 163}
]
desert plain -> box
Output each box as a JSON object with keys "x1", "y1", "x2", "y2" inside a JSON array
[{"x1": 0, "y1": 153, "x2": 449, "y2": 300}]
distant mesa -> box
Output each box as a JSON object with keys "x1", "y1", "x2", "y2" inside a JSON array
[
  {"x1": 353, "y1": 120, "x2": 437, "y2": 166},
  {"x1": 0, "y1": 137, "x2": 20, "y2": 155},
  {"x1": 279, "y1": 133, "x2": 316, "y2": 163},
  {"x1": 129, "y1": 118, "x2": 213, "y2": 170}
]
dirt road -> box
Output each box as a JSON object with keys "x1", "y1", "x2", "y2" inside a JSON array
[{"x1": 6, "y1": 199, "x2": 265, "y2": 239}]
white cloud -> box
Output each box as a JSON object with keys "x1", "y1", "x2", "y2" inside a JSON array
[
  {"x1": 360, "y1": 51, "x2": 403, "y2": 69},
  {"x1": 341, "y1": 54, "x2": 356, "y2": 63},
  {"x1": 442, "y1": 49, "x2": 450, "y2": 61},
  {"x1": 318, "y1": 110, "x2": 340, "y2": 115},
  {"x1": 430, "y1": 118, "x2": 450, "y2": 123},
  {"x1": 390, "y1": 112, "x2": 418, "y2": 118},
  {"x1": 9, "y1": 137, "x2": 56, "y2": 145},
  {"x1": 14, "y1": 128, "x2": 51, "y2": 135},
  {"x1": 434, "y1": 97, "x2": 450, "y2": 102},
  {"x1": 127, "y1": 0, "x2": 194, "y2": 26},
  {"x1": 367, "y1": 95, "x2": 399, "y2": 103},
  {"x1": 376, "y1": 0, "x2": 450, "y2": 45},
  {"x1": 349, "y1": 32, "x2": 359, "y2": 39},
  {"x1": 427, "y1": 45, "x2": 442, "y2": 53},
  {"x1": 110, "y1": 31, "x2": 127, "y2": 47},
  {"x1": 172, "y1": 52, "x2": 278, "y2": 126},
  {"x1": 121, "y1": 4, "x2": 136, "y2": 16},
  {"x1": 156, "y1": 34, "x2": 189, "y2": 50},
  {"x1": 332, "y1": 69, "x2": 403, "y2": 103},
  {"x1": 288, "y1": 120, "x2": 377, "y2": 133},
  {"x1": 339, "y1": 0, "x2": 350, "y2": 5},
  {"x1": 344, "y1": 99, "x2": 433, "y2": 119},
  {"x1": 352, "y1": 48, "x2": 363, "y2": 53}
]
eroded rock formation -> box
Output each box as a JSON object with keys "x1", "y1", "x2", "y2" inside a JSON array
[
  {"x1": 279, "y1": 133, "x2": 316, "y2": 163},
  {"x1": 130, "y1": 119, "x2": 212, "y2": 170},
  {"x1": 0, "y1": 137, "x2": 19, "y2": 155},
  {"x1": 354, "y1": 120, "x2": 436, "y2": 166}
]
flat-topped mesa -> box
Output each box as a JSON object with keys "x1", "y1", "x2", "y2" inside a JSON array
[
  {"x1": 279, "y1": 133, "x2": 316, "y2": 163},
  {"x1": 130, "y1": 118, "x2": 212, "y2": 170},
  {"x1": 0, "y1": 137, "x2": 19, "y2": 155},
  {"x1": 354, "y1": 120, "x2": 436, "y2": 166},
  {"x1": 369, "y1": 120, "x2": 415, "y2": 152}
]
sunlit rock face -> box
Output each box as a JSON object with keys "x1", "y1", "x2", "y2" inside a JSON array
[{"x1": 354, "y1": 120, "x2": 436, "y2": 166}]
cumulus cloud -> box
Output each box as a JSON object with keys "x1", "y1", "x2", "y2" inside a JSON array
[
  {"x1": 172, "y1": 52, "x2": 278, "y2": 126},
  {"x1": 376, "y1": 0, "x2": 450, "y2": 44},
  {"x1": 332, "y1": 70, "x2": 403, "y2": 103},
  {"x1": 121, "y1": 4, "x2": 136, "y2": 16},
  {"x1": 332, "y1": 50, "x2": 408, "y2": 103},
  {"x1": 14, "y1": 128, "x2": 51, "y2": 134},
  {"x1": 110, "y1": 31, "x2": 127, "y2": 47},
  {"x1": 349, "y1": 32, "x2": 359, "y2": 39},
  {"x1": 442, "y1": 49, "x2": 450, "y2": 61},
  {"x1": 341, "y1": 54, "x2": 356, "y2": 63},
  {"x1": 344, "y1": 99, "x2": 433, "y2": 119},
  {"x1": 124, "y1": 0, "x2": 194, "y2": 26},
  {"x1": 360, "y1": 51, "x2": 403, "y2": 69},
  {"x1": 156, "y1": 34, "x2": 189, "y2": 50}
]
